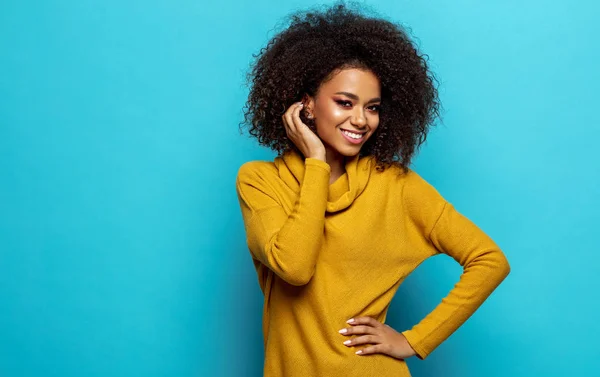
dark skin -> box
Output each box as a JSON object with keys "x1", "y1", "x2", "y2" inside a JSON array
[
  {"x1": 283, "y1": 67, "x2": 380, "y2": 183},
  {"x1": 281, "y1": 67, "x2": 417, "y2": 359},
  {"x1": 340, "y1": 317, "x2": 417, "y2": 359},
  {"x1": 243, "y1": 4, "x2": 442, "y2": 175}
]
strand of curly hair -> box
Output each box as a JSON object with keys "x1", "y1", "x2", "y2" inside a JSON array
[{"x1": 239, "y1": 1, "x2": 443, "y2": 173}]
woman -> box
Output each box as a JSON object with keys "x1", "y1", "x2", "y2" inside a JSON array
[{"x1": 235, "y1": 3, "x2": 510, "y2": 376}]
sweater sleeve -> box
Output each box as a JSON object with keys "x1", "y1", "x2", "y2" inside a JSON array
[
  {"x1": 235, "y1": 157, "x2": 331, "y2": 286},
  {"x1": 400, "y1": 171, "x2": 511, "y2": 360}
]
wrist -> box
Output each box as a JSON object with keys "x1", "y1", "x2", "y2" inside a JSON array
[
  {"x1": 307, "y1": 154, "x2": 326, "y2": 162},
  {"x1": 399, "y1": 332, "x2": 417, "y2": 358}
]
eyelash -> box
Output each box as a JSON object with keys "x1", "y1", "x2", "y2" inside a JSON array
[{"x1": 335, "y1": 100, "x2": 380, "y2": 112}]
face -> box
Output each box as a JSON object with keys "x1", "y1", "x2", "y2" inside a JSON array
[{"x1": 304, "y1": 67, "x2": 381, "y2": 159}]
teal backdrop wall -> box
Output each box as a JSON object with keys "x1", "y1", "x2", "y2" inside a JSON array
[{"x1": 1, "y1": 0, "x2": 598, "y2": 376}]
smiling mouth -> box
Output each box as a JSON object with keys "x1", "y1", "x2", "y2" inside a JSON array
[
  {"x1": 340, "y1": 128, "x2": 366, "y2": 143},
  {"x1": 340, "y1": 128, "x2": 366, "y2": 135}
]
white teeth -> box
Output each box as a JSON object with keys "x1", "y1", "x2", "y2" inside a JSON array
[{"x1": 342, "y1": 130, "x2": 363, "y2": 139}]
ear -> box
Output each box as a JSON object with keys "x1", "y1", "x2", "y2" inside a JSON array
[{"x1": 301, "y1": 93, "x2": 315, "y2": 115}]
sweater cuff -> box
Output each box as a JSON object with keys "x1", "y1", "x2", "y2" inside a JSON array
[
  {"x1": 305, "y1": 157, "x2": 331, "y2": 172},
  {"x1": 401, "y1": 329, "x2": 430, "y2": 360}
]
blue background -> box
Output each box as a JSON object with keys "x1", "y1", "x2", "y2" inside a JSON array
[{"x1": 1, "y1": 0, "x2": 598, "y2": 376}]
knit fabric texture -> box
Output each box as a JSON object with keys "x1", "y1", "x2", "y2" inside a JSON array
[{"x1": 235, "y1": 149, "x2": 510, "y2": 376}]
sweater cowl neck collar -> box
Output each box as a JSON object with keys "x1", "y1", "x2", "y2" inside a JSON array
[{"x1": 274, "y1": 149, "x2": 375, "y2": 213}]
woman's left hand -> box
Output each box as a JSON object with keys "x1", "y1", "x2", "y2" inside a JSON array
[{"x1": 339, "y1": 316, "x2": 417, "y2": 359}]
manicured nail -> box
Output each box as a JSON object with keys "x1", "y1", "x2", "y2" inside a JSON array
[
  {"x1": 343, "y1": 340, "x2": 351, "y2": 345},
  {"x1": 298, "y1": 102, "x2": 304, "y2": 107},
  {"x1": 356, "y1": 350, "x2": 363, "y2": 355},
  {"x1": 346, "y1": 318, "x2": 355, "y2": 324},
  {"x1": 339, "y1": 328, "x2": 348, "y2": 334}
]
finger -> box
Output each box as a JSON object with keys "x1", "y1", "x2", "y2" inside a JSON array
[
  {"x1": 281, "y1": 112, "x2": 290, "y2": 135},
  {"x1": 356, "y1": 344, "x2": 391, "y2": 356},
  {"x1": 284, "y1": 103, "x2": 302, "y2": 134},
  {"x1": 282, "y1": 110, "x2": 293, "y2": 135},
  {"x1": 347, "y1": 316, "x2": 382, "y2": 328},
  {"x1": 291, "y1": 102, "x2": 306, "y2": 131},
  {"x1": 343, "y1": 334, "x2": 379, "y2": 347},
  {"x1": 339, "y1": 325, "x2": 377, "y2": 336},
  {"x1": 282, "y1": 105, "x2": 293, "y2": 134}
]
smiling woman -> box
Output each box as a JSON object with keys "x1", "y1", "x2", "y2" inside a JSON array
[
  {"x1": 240, "y1": 2, "x2": 441, "y2": 177},
  {"x1": 236, "y1": 2, "x2": 510, "y2": 376},
  {"x1": 301, "y1": 67, "x2": 382, "y2": 182}
]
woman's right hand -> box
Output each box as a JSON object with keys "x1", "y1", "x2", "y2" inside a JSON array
[{"x1": 282, "y1": 102, "x2": 326, "y2": 161}]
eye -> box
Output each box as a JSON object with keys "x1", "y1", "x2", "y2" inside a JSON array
[
  {"x1": 368, "y1": 105, "x2": 381, "y2": 113},
  {"x1": 335, "y1": 100, "x2": 353, "y2": 108}
]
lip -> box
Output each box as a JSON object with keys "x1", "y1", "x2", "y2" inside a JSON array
[
  {"x1": 339, "y1": 128, "x2": 366, "y2": 144},
  {"x1": 340, "y1": 128, "x2": 367, "y2": 135}
]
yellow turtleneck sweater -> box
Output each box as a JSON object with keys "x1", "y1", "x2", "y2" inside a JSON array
[{"x1": 235, "y1": 149, "x2": 510, "y2": 377}]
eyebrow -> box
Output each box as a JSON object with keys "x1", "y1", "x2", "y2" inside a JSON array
[{"x1": 334, "y1": 91, "x2": 381, "y2": 104}]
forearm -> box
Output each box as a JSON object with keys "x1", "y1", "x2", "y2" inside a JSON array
[
  {"x1": 239, "y1": 158, "x2": 331, "y2": 285},
  {"x1": 402, "y1": 201, "x2": 511, "y2": 359},
  {"x1": 402, "y1": 247, "x2": 510, "y2": 359}
]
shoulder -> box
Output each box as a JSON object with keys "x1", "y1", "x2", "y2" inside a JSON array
[
  {"x1": 399, "y1": 168, "x2": 439, "y2": 196},
  {"x1": 235, "y1": 159, "x2": 284, "y2": 209},
  {"x1": 236, "y1": 159, "x2": 280, "y2": 188},
  {"x1": 377, "y1": 165, "x2": 447, "y2": 217},
  {"x1": 375, "y1": 164, "x2": 433, "y2": 192}
]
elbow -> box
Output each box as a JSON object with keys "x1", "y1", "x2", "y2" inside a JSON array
[
  {"x1": 283, "y1": 266, "x2": 316, "y2": 286},
  {"x1": 493, "y1": 249, "x2": 511, "y2": 282},
  {"x1": 267, "y1": 238, "x2": 319, "y2": 286},
  {"x1": 264, "y1": 244, "x2": 317, "y2": 286},
  {"x1": 501, "y1": 254, "x2": 511, "y2": 279},
  {"x1": 472, "y1": 247, "x2": 511, "y2": 282}
]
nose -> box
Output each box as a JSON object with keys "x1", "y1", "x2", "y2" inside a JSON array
[{"x1": 350, "y1": 108, "x2": 367, "y2": 128}]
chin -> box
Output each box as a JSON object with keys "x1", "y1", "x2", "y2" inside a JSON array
[
  {"x1": 330, "y1": 144, "x2": 364, "y2": 158},
  {"x1": 342, "y1": 148, "x2": 362, "y2": 156}
]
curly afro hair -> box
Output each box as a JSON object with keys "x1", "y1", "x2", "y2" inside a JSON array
[{"x1": 240, "y1": 1, "x2": 442, "y2": 173}]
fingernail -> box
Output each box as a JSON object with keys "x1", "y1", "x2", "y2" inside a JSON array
[
  {"x1": 346, "y1": 318, "x2": 355, "y2": 324},
  {"x1": 343, "y1": 340, "x2": 351, "y2": 345},
  {"x1": 356, "y1": 350, "x2": 363, "y2": 355},
  {"x1": 339, "y1": 328, "x2": 348, "y2": 334},
  {"x1": 298, "y1": 102, "x2": 304, "y2": 107}
]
